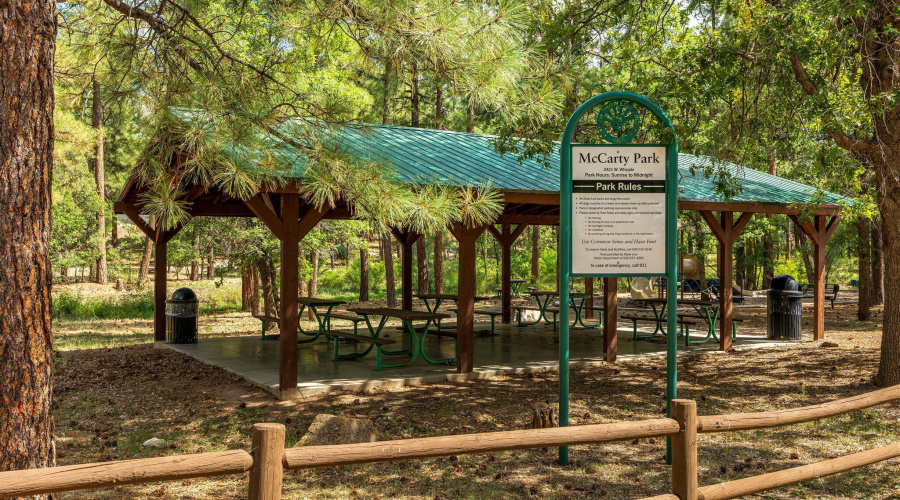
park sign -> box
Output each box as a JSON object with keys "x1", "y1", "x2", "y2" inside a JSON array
[
  {"x1": 557, "y1": 92, "x2": 679, "y2": 466},
  {"x1": 571, "y1": 145, "x2": 667, "y2": 275}
]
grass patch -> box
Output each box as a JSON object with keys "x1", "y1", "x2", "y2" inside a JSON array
[{"x1": 54, "y1": 292, "x2": 155, "y2": 320}]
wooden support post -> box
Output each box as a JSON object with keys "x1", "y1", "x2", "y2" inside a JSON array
[
  {"x1": 719, "y1": 211, "x2": 734, "y2": 351},
  {"x1": 672, "y1": 399, "x2": 698, "y2": 500},
  {"x1": 603, "y1": 277, "x2": 618, "y2": 362},
  {"x1": 154, "y1": 239, "x2": 167, "y2": 342},
  {"x1": 248, "y1": 423, "x2": 285, "y2": 500},
  {"x1": 790, "y1": 214, "x2": 839, "y2": 340},
  {"x1": 453, "y1": 223, "x2": 488, "y2": 373},
  {"x1": 279, "y1": 194, "x2": 300, "y2": 394},
  {"x1": 390, "y1": 228, "x2": 421, "y2": 311},
  {"x1": 813, "y1": 215, "x2": 827, "y2": 340},
  {"x1": 584, "y1": 278, "x2": 594, "y2": 320},
  {"x1": 500, "y1": 224, "x2": 512, "y2": 324}
]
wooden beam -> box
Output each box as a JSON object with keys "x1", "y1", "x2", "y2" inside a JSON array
[
  {"x1": 733, "y1": 212, "x2": 754, "y2": 236},
  {"x1": 118, "y1": 203, "x2": 156, "y2": 241},
  {"x1": 454, "y1": 222, "x2": 489, "y2": 373},
  {"x1": 279, "y1": 193, "x2": 300, "y2": 394},
  {"x1": 698, "y1": 211, "x2": 725, "y2": 243},
  {"x1": 719, "y1": 212, "x2": 734, "y2": 350},
  {"x1": 500, "y1": 224, "x2": 512, "y2": 324},
  {"x1": 298, "y1": 206, "x2": 327, "y2": 240},
  {"x1": 603, "y1": 277, "x2": 618, "y2": 362},
  {"x1": 154, "y1": 240, "x2": 167, "y2": 342},
  {"x1": 246, "y1": 195, "x2": 284, "y2": 239},
  {"x1": 510, "y1": 223, "x2": 529, "y2": 242},
  {"x1": 825, "y1": 215, "x2": 840, "y2": 241},
  {"x1": 502, "y1": 192, "x2": 559, "y2": 206},
  {"x1": 496, "y1": 214, "x2": 559, "y2": 226},
  {"x1": 679, "y1": 200, "x2": 842, "y2": 216}
]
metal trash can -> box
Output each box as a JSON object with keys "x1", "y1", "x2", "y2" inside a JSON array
[
  {"x1": 166, "y1": 288, "x2": 198, "y2": 344},
  {"x1": 767, "y1": 275, "x2": 803, "y2": 340}
]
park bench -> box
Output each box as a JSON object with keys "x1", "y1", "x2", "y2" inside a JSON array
[
  {"x1": 675, "y1": 312, "x2": 744, "y2": 338},
  {"x1": 800, "y1": 283, "x2": 840, "y2": 308},
  {"x1": 323, "y1": 330, "x2": 398, "y2": 362},
  {"x1": 253, "y1": 314, "x2": 281, "y2": 340},
  {"x1": 327, "y1": 313, "x2": 366, "y2": 335},
  {"x1": 449, "y1": 308, "x2": 503, "y2": 334},
  {"x1": 620, "y1": 314, "x2": 696, "y2": 340}
]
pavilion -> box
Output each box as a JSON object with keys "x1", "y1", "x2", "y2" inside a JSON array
[{"x1": 115, "y1": 122, "x2": 846, "y2": 399}]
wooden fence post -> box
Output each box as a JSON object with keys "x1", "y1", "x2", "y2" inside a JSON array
[
  {"x1": 248, "y1": 423, "x2": 285, "y2": 500},
  {"x1": 672, "y1": 399, "x2": 698, "y2": 500}
]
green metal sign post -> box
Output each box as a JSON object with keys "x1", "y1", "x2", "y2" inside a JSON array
[{"x1": 558, "y1": 92, "x2": 678, "y2": 465}]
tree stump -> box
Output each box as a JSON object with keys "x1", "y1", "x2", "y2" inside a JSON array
[
  {"x1": 529, "y1": 402, "x2": 557, "y2": 429},
  {"x1": 529, "y1": 402, "x2": 556, "y2": 451},
  {"x1": 115, "y1": 279, "x2": 125, "y2": 291}
]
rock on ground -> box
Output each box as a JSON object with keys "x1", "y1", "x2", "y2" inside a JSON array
[{"x1": 296, "y1": 414, "x2": 377, "y2": 447}]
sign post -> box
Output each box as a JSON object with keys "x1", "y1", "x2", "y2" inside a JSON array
[{"x1": 558, "y1": 92, "x2": 678, "y2": 465}]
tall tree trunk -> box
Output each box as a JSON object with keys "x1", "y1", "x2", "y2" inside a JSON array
[
  {"x1": 858, "y1": 217, "x2": 873, "y2": 321},
  {"x1": 410, "y1": 62, "x2": 419, "y2": 128},
  {"x1": 360, "y1": 242, "x2": 370, "y2": 302},
  {"x1": 190, "y1": 232, "x2": 200, "y2": 281},
  {"x1": 257, "y1": 258, "x2": 279, "y2": 319},
  {"x1": 531, "y1": 225, "x2": 540, "y2": 284},
  {"x1": 138, "y1": 236, "x2": 152, "y2": 285},
  {"x1": 872, "y1": 218, "x2": 884, "y2": 305},
  {"x1": 206, "y1": 246, "x2": 214, "y2": 279},
  {"x1": 433, "y1": 232, "x2": 443, "y2": 293},
  {"x1": 308, "y1": 249, "x2": 319, "y2": 320},
  {"x1": 383, "y1": 234, "x2": 396, "y2": 307},
  {"x1": 381, "y1": 58, "x2": 392, "y2": 125},
  {"x1": 111, "y1": 216, "x2": 119, "y2": 247},
  {"x1": 435, "y1": 83, "x2": 444, "y2": 130},
  {"x1": 92, "y1": 77, "x2": 107, "y2": 285},
  {"x1": 0, "y1": 0, "x2": 57, "y2": 479},
  {"x1": 241, "y1": 267, "x2": 252, "y2": 311},
  {"x1": 416, "y1": 238, "x2": 429, "y2": 294},
  {"x1": 795, "y1": 226, "x2": 815, "y2": 284},
  {"x1": 250, "y1": 265, "x2": 261, "y2": 316}
]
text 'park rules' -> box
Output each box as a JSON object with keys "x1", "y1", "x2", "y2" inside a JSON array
[{"x1": 571, "y1": 145, "x2": 666, "y2": 275}]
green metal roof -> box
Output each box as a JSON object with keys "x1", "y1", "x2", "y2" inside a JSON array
[{"x1": 288, "y1": 123, "x2": 845, "y2": 207}]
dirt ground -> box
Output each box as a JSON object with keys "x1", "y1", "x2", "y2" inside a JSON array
[{"x1": 51, "y1": 295, "x2": 900, "y2": 499}]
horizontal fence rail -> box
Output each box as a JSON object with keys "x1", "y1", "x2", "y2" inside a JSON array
[
  {"x1": 283, "y1": 418, "x2": 680, "y2": 469},
  {"x1": 697, "y1": 385, "x2": 900, "y2": 433},
  {"x1": 0, "y1": 384, "x2": 897, "y2": 500},
  {"x1": 0, "y1": 450, "x2": 252, "y2": 499}
]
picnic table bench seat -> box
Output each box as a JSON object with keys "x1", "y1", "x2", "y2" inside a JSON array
[
  {"x1": 620, "y1": 314, "x2": 697, "y2": 340},
  {"x1": 448, "y1": 308, "x2": 502, "y2": 334},
  {"x1": 327, "y1": 313, "x2": 366, "y2": 335},
  {"x1": 324, "y1": 329, "x2": 401, "y2": 364},
  {"x1": 253, "y1": 314, "x2": 281, "y2": 340}
]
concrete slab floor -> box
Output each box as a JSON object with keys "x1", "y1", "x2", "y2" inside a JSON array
[{"x1": 160, "y1": 321, "x2": 790, "y2": 399}]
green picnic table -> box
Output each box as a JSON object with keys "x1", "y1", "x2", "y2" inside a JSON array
[{"x1": 346, "y1": 307, "x2": 452, "y2": 370}]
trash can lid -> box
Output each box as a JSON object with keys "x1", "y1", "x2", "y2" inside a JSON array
[
  {"x1": 770, "y1": 274, "x2": 799, "y2": 291},
  {"x1": 170, "y1": 288, "x2": 197, "y2": 301}
]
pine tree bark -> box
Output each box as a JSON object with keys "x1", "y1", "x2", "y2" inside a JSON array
[
  {"x1": 872, "y1": 218, "x2": 884, "y2": 306},
  {"x1": 410, "y1": 61, "x2": 419, "y2": 128},
  {"x1": 435, "y1": 84, "x2": 444, "y2": 130},
  {"x1": 383, "y1": 234, "x2": 396, "y2": 307},
  {"x1": 531, "y1": 225, "x2": 540, "y2": 283},
  {"x1": 0, "y1": 0, "x2": 57, "y2": 482},
  {"x1": 466, "y1": 94, "x2": 475, "y2": 133},
  {"x1": 416, "y1": 238, "x2": 429, "y2": 294},
  {"x1": 206, "y1": 246, "x2": 214, "y2": 279},
  {"x1": 250, "y1": 265, "x2": 261, "y2": 316},
  {"x1": 190, "y1": 232, "x2": 200, "y2": 281},
  {"x1": 138, "y1": 236, "x2": 152, "y2": 285},
  {"x1": 360, "y1": 242, "x2": 370, "y2": 302},
  {"x1": 241, "y1": 267, "x2": 252, "y2": 311},
  {"x1": 858, "y1": 217, "x2": 873, "y2": 321},
  {"x1": 92, "y1": 77, "x2": 108, "y2": 285},
  {"x1": 257, "y1": 258, "x2": 278, "y2": 318},
  {"x1": 434, "y1": 232, "x2": 443, "y2": 294}
]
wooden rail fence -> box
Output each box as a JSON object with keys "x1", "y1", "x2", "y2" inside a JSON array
[{"x1": 0, "y1": 385, "x2": 897, "y2": 500}]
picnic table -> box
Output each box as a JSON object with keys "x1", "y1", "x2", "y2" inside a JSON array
[
  {"x1": 516, "y1": 291, "x2": 597, "y2": 330},
  {"x1": 253, "y1": 297, "x2": 347, "y2": 342},
  {"x1": 297, "y1": 297, "x2": 346, "y2": 343},
  {"x1": 641, "y1": 298, "x2": 736, "y2": 345},
  {"x1": 510, "y1": 279, "x2": 527, "y2": 297},
  {"x1": 347, "y1": 307, "x2": 452, "y2": 370},
  {"x1": 416, "y1": 293, "x2": 494, "y2": 332}
]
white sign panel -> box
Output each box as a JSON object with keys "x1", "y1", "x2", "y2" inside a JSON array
[{"x1": 571, "y1": 145, "x2": 667, "y2": 275}]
